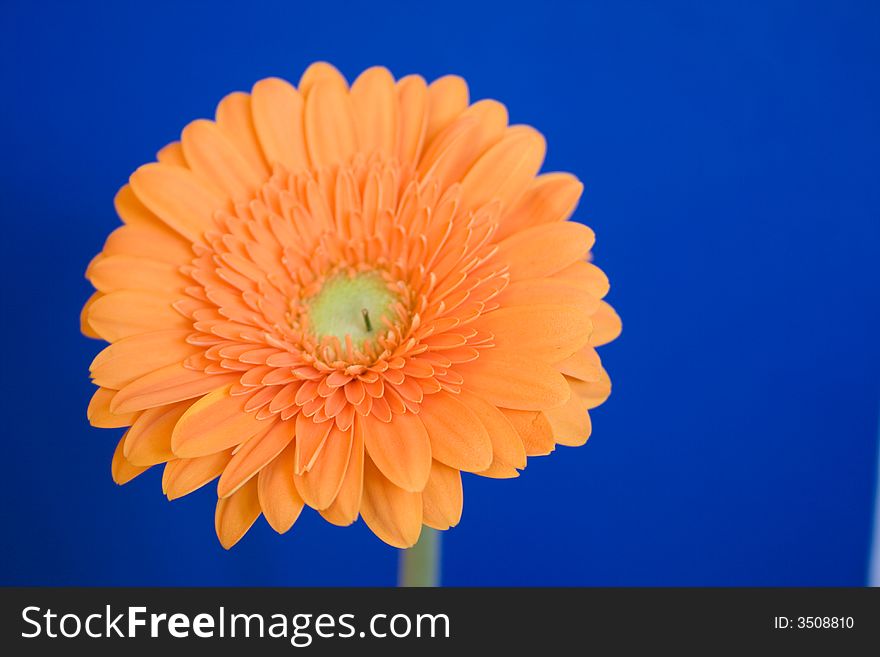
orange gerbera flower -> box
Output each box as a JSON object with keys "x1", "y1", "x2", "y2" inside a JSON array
[{"x1": 82, "y1": 62, "x2": 621, "y2": 549}]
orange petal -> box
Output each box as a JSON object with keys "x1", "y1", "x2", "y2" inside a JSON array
[
  {"x1": 553, "y1": 260, "x2": 610, "y2": 299},
  {"x1": 130, "y1": 162, "x2": 227, "y2": 242},
  {"x1": 257, "y1": 442, "x2": 305, "y2": 533},
  {"x1": 555, "y1": 346, "x2": 602, "y2": 382},
  {"x1": 395, "y1": 74, "x2": 428, "y2": 165},
  {"x1": 101, "y1": 223, "x2": 193, "y2": 264},
  {"x1": 590, "y1": 300, "x2": 622, "y2": 346},
  {"x1": 111, "y1": 436, "x2": 149, "y2": 484},
  {"x1": 456, "y1": 390, "x2": 526, "y2": 469},
  {"x1": 320, "y1": 420, "x2": 365, "y2": 527},
  {"x1": 495, "y1": 278, "x2": 598, "y2": 314},
  {"x1": 360, "y1": 455, "x2": 422, "y2": 548},
  {"x1": 162, "y1": 450, "x2": 233, "y2": 500},
  {"x1": 460, "y1": 126, "x2": 545, "y2": 211},
  {"x1": 568, "y1": 369, "x2": 612, "y2": 410},
  {"x1": 424, "y1": 75, "x2": 469, "y2": 146},
  {"x1": 87, "y1": 290, "x2": 189, "y2": 342},
  {"x1": 495, "y1": 221, "x2": 595, "y2": 281},
  {"x1": 88, "y1": 387, "x2": 137, "y2": 428},
  {"x1": 217, "y1": 419, "x2": 293, "y2": 497},
  {"x1": 295, "y1": 423, "x2": 353, "y2": 510},
  {"x1": 123, "y1": 401, "x2": 191, "y2": 466},
  {"x1": 111, "y1": 363, "x2": 235, "y2": 414},
  {"x1": 418, "y1": 391, "x2": 493, "y2": 472},
  {"x1": 171, "y1": 384, "x2": 274, "y2": 458},
  {"x1": 418, "y1": 100, "x2": 508, "y2": 191},
  {"x1": 474, "y1": 304, "x2": 592, "y2": 362},
  {"x1": 545, "y1": 392, "x2": 592, "y2": 447},
  {"x1": 90, "y1": 329, "x2": 198, "y2": 389},
  {"x1": 474, "y1": 460, "x2": 520, "y2": 479},
  {"x1": 501, "y1": 409, "x2": 556, "y2": 456},
  {"x1": 362, "y1": 411, "x2": 431, "y2": 492},
  {"x1": 156, "y1": 141, "x2": 187, "y2": 167},
  {"x1": 215, "y1": 478, "x2": 261, "y2": 549},
  {"x1": 304, "y1": 77, "x2": 358, "y2": 168},
  {"x1": 181, "y1": 119, "x2": 263, "y2": 201},
  {"x1": 87, "y1": 254, "x2": 189, "y2": 295},
  {"x1": 215, "y1": 91, "x2": 270, "y2": 178},
  {"x1": 351, "y1": 66, "x2": 397, "y2": 157},
  {"x1": 298, "y1": 61, "x2": 348, "y2": 97},
  {"x1": 80, "y1": 291, "x2": 103, "y2": 339},
  {"x1": 421, "y1": 460, "x2": 463, "y2": 530},
  {"x1": 251, "y1": 77, "x2": 309, "y2": 172},
  {"x1": 455, "y1": 351, "x2": 570, "y2": 411},
  {"x1": 294, "y1": 413, "x2": 333, "y2": 474},
  {"x1": 496, "y1": 172, "x2": 583, "y2": 240},
  {"x1": 114, "y1": 184, "x2": 167, "y2": 229}
]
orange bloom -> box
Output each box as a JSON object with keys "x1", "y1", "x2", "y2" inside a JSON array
[{"x1": 83, "y1": 63, "x2": 621, "y2": 549}]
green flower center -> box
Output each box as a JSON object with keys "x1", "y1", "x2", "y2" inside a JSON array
[{"x1": 305, "y1": 272, "x2": 398, "y2": 348}]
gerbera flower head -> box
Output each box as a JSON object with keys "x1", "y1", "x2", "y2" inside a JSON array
[{"x1": 83, "y1": 63, "x2": 621, "y2": 549}]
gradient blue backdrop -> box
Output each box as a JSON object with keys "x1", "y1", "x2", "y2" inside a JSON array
[{"x1": 1, "y1": 0, "x2": 878, "y2": 585}]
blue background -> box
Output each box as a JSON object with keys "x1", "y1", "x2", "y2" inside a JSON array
[{"x1": 1, "y1": 0, "x2": 878, "y2": 585}]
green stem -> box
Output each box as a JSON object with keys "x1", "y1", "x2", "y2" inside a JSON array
[{"x1": 398, "y1": 528, "x2": 441, "y2": 587}]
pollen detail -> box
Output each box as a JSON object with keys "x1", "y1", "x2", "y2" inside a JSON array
[{"x1": 304, "y1": 272, "x2": 400, "y2": 350}]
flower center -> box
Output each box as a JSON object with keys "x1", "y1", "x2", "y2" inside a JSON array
[{"x1": 304, "y1": 271, "x2": 399, "y2": 349}]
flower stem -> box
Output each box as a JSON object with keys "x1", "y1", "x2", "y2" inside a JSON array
[{"x1": 398, "y1": 528, "x2": 441, "y2": 587}]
